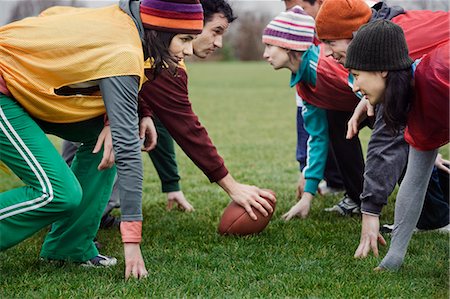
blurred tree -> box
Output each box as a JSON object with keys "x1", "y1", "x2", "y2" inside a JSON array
[{"x1": 232, "y1": 13, "x2": 271, "y2": 61}]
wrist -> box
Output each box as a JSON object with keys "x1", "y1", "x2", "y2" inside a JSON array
[
  {"x1": 217, "y1": 174, "x2": 238, "y2": 195},
  {"x1": 361, "y1": 211, "x2": 380, "y2": 217},
  {"x1": 103, "y1": 114, "x2": 110, "y2": 126},
  {"x1": 302, "y1": 192, "x2": 314, "y2": 201}
]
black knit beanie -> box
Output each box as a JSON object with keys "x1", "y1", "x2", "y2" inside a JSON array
[{"x1": 345, "y1": 19, "x2": 413, "y2": 71}]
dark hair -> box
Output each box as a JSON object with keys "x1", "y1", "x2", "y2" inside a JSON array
[
  {"x1": 201, "y1": 0, "x2": 236, "y2": 24},
  {"x1": 283, "y1": 0, "x2": 317, "y2": 5},
  {"x1": 288, "y1": 50, "x2": 303, "y2": 63},
  {"x1": 144, "y1": 29, "x2": 178, "y2": 80},
  {"x1": 383, "y1": 69, "x2": 414, "y2": 133}
]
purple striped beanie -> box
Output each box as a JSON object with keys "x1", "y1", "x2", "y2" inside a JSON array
[{"x1": 262, "y1": 6, "x2": 315, "y2": 51}]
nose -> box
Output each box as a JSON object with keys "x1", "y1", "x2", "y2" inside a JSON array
[
  {"x1": 263, "y1": 47, "x2": 269, "y2": 59},
  {"x1": 352, "y1": 79, "x2": 360, "y2": 93},
  {"x1": 322, "y1": 43, "x2": 333, "y2": 57},
  {"x1": 183, "y1": 41, "x2": 193, "y2": 56},
  {"x1": 213, "y1": 35, "x2": 223, "y2": 49}
]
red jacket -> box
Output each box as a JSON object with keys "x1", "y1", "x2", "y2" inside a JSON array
[
  {"x1": 296, "y1": 46, "x2": 360, "y2": 112},
  {"x1": 392, "y1": 10, "x2": 449, "y2": 60},
  {"x1": 405, "y1": 42, "x2": 449, "y2": 151}
]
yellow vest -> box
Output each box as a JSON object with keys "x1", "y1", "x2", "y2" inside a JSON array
[{"x1": 0, "y1": 5, "x2": 145, "y2": 123}]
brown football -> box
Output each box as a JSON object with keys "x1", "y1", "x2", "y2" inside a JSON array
[{"x1": 218, "y1": 189, "x2": 276, "y2": 236}]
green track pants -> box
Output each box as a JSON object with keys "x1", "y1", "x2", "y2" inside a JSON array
[{"x1": 0, "y1": 94, "x2": 115, "y2": 262}]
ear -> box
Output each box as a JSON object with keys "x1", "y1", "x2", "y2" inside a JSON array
[{"x1": 380, "y1": 71, "x2": 388, "y2": 78}]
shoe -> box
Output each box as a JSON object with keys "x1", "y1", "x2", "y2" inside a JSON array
[
  {"x1": 99, "y1": 214, "x2": 120, "y2": 229},
  {"x1": 382, "y1": 223, "x2": 450, "y2": 234},
  {"x1": 324, "y1": 196, "x2": 360, "y2": 216},
  {"x1": 81, "y1": 254, "x2": 117, "y2": 267},
  {"x1": 436, "y1": 223, "x2": 450, "y2": 233},
  {"x1": 318, "y1": 181, "x2": 345, "y2": 196},
  {"x1": 380, "y1": 224, "x2": 395, "y2": 234}
]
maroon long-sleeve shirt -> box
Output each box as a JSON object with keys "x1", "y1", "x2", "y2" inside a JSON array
[{"x1": 139, "y1": 66, "x2": 229, "y2": 183}]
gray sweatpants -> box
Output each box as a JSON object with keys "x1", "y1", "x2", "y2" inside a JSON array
[{"x1": 379, "y1": 147, "x2": 438, "y2": 270}]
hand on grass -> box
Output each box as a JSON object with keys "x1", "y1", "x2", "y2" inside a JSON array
[
  {"x1": 347, "y1": 98, "x2": 374, "y2": 139},
  {"x1": 354, "y1": 213, "x2": 386, "y2": 258},
  {"x1": 166, "y1": 191, "x2": 194, "y2": 212},
  {"x1": 93, "y1": 125, "x2": 115, "y2": 170},
  {"x1": 282, "y1": 192, "x2": 313, "y2": 221},
  {"x1": 124, "y1": 243, "x2": 148, "y2": 280}
]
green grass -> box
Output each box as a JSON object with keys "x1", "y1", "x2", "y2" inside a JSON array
[{"x1": 1, "y1": 62, "x2": 448, "y2": 298}]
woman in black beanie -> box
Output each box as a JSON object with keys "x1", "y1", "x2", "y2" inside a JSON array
[{"x1": 345, "y1": 19, "x2": 449, "y2": 271}]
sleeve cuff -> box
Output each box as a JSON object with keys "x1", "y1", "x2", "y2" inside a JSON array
[
  {"x1": 162, "y1": 181, "x2": 181, "y2": 193},
  {"x1": 361, "y1": 211, "x2": 380, "y2": 217},
  {"x1": 207, "y1": 166, "x2": 229, "y2": 183},
  {"x1": 304, "y1": 179, "x2": 320, "y2": 196},
  {"x1": 120, "y1": 221, "x2": 142, "y2": 243},
  {"x1": 361, "y1": 201, "x2": 383, "y2": 216}
]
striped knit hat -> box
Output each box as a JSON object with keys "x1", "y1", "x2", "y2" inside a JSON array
[
  {"x1": 262, "y1": 6, "x2": 315, "y2": 51},
  {"x1": 140, "y1": 0, "x2": 204, "y2": 34}
]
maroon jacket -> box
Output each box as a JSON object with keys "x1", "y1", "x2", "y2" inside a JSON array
[{"x1": 139, "y1": 67, "x2": 228, "y2": 182}]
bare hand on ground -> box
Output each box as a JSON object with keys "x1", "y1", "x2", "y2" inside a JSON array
[
  {"x1": 282, "y1": 192, "x2": 313, "y2": 221},
  {"x1": 354, "y1": 213, "x2": 386, "y2": 258},
  {"x1": 166, "y1": 191, "x2": 194, "y2": 212}
]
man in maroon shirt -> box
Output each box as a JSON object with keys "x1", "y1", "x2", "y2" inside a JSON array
[{"x1": 139, "y1": 0, "x2": 276, "y2": 219}]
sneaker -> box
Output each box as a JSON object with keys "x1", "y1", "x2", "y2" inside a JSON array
[
  {"x1": 99, "y1": 214, "x2": 120, "y2": 229},
  {"x1": 436, "y1": 223, "x2": 450, "y2": 233},
  {"x1": 81, "y1": 254, "x2": 117, "y2": 267},
  {"x1": 382, "y1": 223, "x2": 450, "y2": 234},
  {"x1": 380, "y1": 224, "x2": 395, "y2": 234},
  {"x1": 318, "y1": 181, "x2": 345, "y2": 196},
  {"x1": 324, "y1": 196, "x2": 360, "y2": 216}
]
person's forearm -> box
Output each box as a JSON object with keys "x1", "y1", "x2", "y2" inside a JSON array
[
  {"x1": 217, "y1": 173, "x2": 238, "y2": 195},
  {"x1": 301, "y1": 102, "x2": 329, "y2": 195},
  {"x1": 100, "y1": 76, "x2": 143, "y2": 221}
]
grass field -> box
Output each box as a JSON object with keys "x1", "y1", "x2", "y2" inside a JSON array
[{"x1": 0, "y1": 62, "x2": 448, "y2": 298}]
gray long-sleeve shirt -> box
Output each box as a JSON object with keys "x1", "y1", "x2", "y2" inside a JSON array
[
  {"x1": 98, "y1": 0, "x2": 147, "y2": 221},
  {"x1": 100, "y1": 76, "x2": 143, "y2": 221}
]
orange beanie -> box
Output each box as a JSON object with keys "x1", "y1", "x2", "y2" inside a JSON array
[{"x1": 316, "y1": 0, "x2": 372, "y2": 40}]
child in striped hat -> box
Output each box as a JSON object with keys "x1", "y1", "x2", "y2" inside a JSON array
[
  {"x1": 263, "y1": 6, "x2": 366, "y2": 221},
  {"x1": 262, "y1": 6, "x2": 315, "y2": 69}
]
